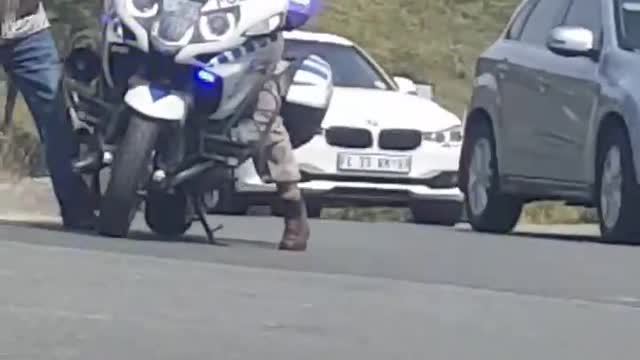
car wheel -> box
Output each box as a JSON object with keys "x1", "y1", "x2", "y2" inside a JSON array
[
  {"x1": 306, "y1": 200, "x2": 323, "y2": 219},
  {"x1": 411, "y1": 200, "x2": 462, "y2": 226},
  {"x1": 272, "y1": 199, "x2": 322, "y2": 219},
  {"x1": 596, "y1": 126, "x2": 640, "y2": 243},
  {"x1": 205, "y1": 183, "x2": 249, "y2": 215},
  {"x1": 463, "y1": 121, "x2": 522, "y2": 233}
]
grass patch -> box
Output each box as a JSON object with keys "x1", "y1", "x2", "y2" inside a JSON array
[
  {"x1": 322, "y1": 203, "x2": 599, "y2": 225},
  {"x1": 0, "y1": 95, "x2": 41, "y2": 177},
  {"x1": 323, "y1": 207, "x2": 411, "y2": 223},
  {"x1": 312, "y1": 0, "x2": 519, "y2": 115},
  {"x1": 522, "y1": 202, "x2": 598, "y2": 225}
]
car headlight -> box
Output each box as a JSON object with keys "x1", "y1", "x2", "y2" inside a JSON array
[
  {"x1": 244, "y1": 14, "x2": 285, "y2": 37},
  {"x1": 199, "y1": 10, "x2": 239, "y2": 40},
  {"x1": 126, "y1": 0, "x2": 159, "y2": 18},
  {"x1": 422, "y1": 125, "x2": 463, "y2": 145}
]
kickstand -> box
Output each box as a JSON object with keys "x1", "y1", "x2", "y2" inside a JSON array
[
  {"x1": 92, "y1": 171, "x2": 101, "y2": 210},
  {"x1": 192, "y1": 194, "x2": 225, "y2": 245}
]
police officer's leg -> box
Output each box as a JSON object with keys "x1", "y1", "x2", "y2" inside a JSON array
[
  {"x1": 5, "y1": 29, "x2": 95, "y2": 229},
  {"x1": 252, "y1": 79, "x2": 310, "y2": 251}
]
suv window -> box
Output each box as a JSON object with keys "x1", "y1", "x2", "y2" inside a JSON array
[
  {"x1": 506, "y1": 0, "x2": 538, "y2": 40},
  {"x1": 519, "y1": 0, "x2": 572, "y2": 45},
  {"x1": 616, "y1": 0, "x2": 640, "y2": 50},
  {"x1": 562, "y1": 0, "x2": 603, "y2": 45}
]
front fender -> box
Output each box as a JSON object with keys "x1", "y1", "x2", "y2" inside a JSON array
[
  {"x1": 620, "y1": 91, "x2": 640, "y2": 186},
  {"x1": 596, "y1": 52, "x2": 640, "y2": 185},
  {"x1": 591, "y1": 59, "x2": 640, "y2": 186},
  {"x1": 465, "y1": 72, "x2": 502, "y2": 155},
  {"x1": 601, "y1": 94, "x2": 640, "y2": 184},
  {"x1": 124, "y1": 84, "x2": 188, "y2": 121}
]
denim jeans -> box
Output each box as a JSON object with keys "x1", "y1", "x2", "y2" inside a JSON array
[{"x1": 2, "y1": 29, "x2": 93, "y2": 224}]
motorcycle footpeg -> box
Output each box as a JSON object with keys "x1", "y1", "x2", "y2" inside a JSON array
[{"x1": 72, "y1": 151, "x2": 103, "y2": 174}]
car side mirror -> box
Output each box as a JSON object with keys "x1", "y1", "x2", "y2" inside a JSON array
[
  {"x1": 547, "y1": 26, "x2": 597, "y2": 58},
  {"x1": 415, "y1": 83, "x2": 435, "y2": 100},
  {"x1": 393, "y1": 76, "x2": 418, "y2": 95}
]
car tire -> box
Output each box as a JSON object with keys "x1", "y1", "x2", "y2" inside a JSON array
[
  {"x1": 596, "y1": 125, "x2": 640, "y2": 243},
  {"x1": 99, "y1": 115, "x2": 160, "y2": 238},
  {"x1": 462, "y1": 121, "x2": 522, "y2": 234},
  {"x1": 306, "y1": 200, "x2": 323, "y2": 219},
  {"x1": 271, "y1": 199, "x2": 322, "y2": 219},
  {"x1": 411, "y1": 200, "x2": 462, "y2": 226}
]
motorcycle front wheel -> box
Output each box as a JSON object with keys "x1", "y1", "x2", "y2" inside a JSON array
[{"x1": 98, "y1": 115, "x2": 161, "y2": 238}]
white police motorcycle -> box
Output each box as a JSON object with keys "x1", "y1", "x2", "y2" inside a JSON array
[{"x1": 63, "y1": 0, "x2": 332, "y2": 243}]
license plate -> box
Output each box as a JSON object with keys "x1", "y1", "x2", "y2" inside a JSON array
[{"x1": 337, "y1": 153, "x2": 411, "y2": 173}]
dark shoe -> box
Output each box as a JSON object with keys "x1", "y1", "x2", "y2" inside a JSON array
[{"x1": 278, "y1": 198, "x2": 310, "y2": 252}]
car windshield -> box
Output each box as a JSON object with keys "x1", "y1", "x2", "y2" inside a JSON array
[
  {"x1": 284, "y1": 39, "x2": 394, "y2": 90},
  {"x1": 616, "y1": 0, "x2": 640, "y2": 50}
]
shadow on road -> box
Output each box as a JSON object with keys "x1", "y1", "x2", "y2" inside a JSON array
[
  {"x1": 456, "y1": 225, "x2": 638, "y2": 246},
  {"x1": 0, "y1": 218, "x2": 277, "y2": 250},
  {"x1": 511, "y1": 231, "x2": 603, "y2": 243},
  {"x1": 504, "y1": 230, "x2": 637, "y2": 247}
]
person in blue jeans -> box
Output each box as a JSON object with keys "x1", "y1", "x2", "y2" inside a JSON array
[{"x1": 1, "y1": 1, "x2": 95, "y2": 230}]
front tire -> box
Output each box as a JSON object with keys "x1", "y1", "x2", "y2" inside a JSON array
[
  {"x1": 596, "y1": 126, "x2": 640, "y2": 243},
  {"x1": 463, "y1": 121, "x2": 522, "y2": 233},
  {"x1": 98, "y1": 115, "x2": 160, "y2": 238}
]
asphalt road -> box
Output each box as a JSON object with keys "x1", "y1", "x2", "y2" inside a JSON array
[{"x1": 0, "y1": 211, "x2": 640, "y2": 359}]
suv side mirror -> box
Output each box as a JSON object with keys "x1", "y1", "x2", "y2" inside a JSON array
[
  {"x1": 393, "y1": 76, "x2": 418, "y2": 94},
  {"x1": 547, "y1": 26, "x2": 597, "y2": 58}
]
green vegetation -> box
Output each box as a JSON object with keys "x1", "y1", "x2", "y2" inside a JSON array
[
  {"x1": 313, "y1": 0, "x2": 518, "y2": 115},
  {"x1": 0, "y1": 0, "x2": 598, "y2": 224}
]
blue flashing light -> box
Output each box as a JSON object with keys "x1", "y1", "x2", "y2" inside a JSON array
[{"x1": 197, "y1": 69, "x2": 217, "y2": 84}]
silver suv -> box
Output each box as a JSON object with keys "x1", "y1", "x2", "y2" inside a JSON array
[{"x1": 459, "y1": 0, "x2": 640, "y2": 242}]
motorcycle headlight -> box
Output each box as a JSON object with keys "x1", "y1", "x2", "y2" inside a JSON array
[
  {"x1": 422, "y1": 125, "x2": 463, "y2": 145},
  {"x1": 244, "y1": 14, "x2": 285, "y2": 37},
  {"x1": 126, "y1": 0, "x2": 159, "y2": 18},
  {"x1": 199, "y1": 10, "x2": 238, "y2": 40}
]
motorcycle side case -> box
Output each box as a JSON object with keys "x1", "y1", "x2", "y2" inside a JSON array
[{"x1": 280, "y1": 54, "x2": 333, "y2": 149}]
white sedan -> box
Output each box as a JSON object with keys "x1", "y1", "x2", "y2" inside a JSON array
[{"x1": 209, "y1": 30, "x2": 464, "y2": 226}]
